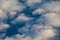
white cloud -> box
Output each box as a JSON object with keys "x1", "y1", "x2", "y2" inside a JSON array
[
  {"x1": 41, "y1": 1, "x2": 60, "y2": 12},
  {"x1": 9, "y1": 11, "x2": 17, "y2": 19},
  {"x1": 0, "y1": 10, "x2": 7, "y2": 21},
  {"x1": 1, "y1": 0, "x2": 25, "y2": 12},
  {"x1": 11, "y1": 14, "x2": 33, "y2": 24},
  {"x1": 40, "y1": 29, "x2": 55, "y2": 38},
  {"x1": 26, "y1": 0, "x2": 42, "y2": 6},
  {"x1": 0, "y1": 0, "x2": 59, "y2": 40},
  {"x1": 5, "y1": 34, "x2": 32, "y2": 40},
  {"x1": 32, "y1": 8, "x2": 45, "y2": 15},
  {"x1": 41, "y1": 1, "x2": 60, "y2": 27},
  {"x1": 30, "y1": 24, "x2": 56, "y2": 40},
  {"x1": 0, "y1": 0, "x2": 26, "y2": 22},
  {"x1": 0, "y1": 23, "x2": 10, "y2": 30},
  {"x1": 4, "y1": 23, "x2": 56, "y2": 40},
  {"x1": 48, "y1": 2, "x2": 60, "y2": 12},
  {"x1": 33, "y1": 27, "x2": 56, "y2": 40},
  {"x1": 4, "y1": 37, "x2": 16, "y2": 40},
  {"x1": 0, "y1": 0, "x2": 26, "y2": 25},
  {"x1": 16, "y1": 14, "x2": 32, "y2": 21},
  {"x1": 45, "y1": 13, "x2": 60, "y2": 27},
  {"x1": 32, "y1": 24, "x2": 53, "y2": 30}
]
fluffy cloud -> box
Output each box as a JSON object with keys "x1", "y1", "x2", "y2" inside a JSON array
[
  {"x1": 0, "y1": 23, "x2": 9, "y2": 30},
  {"x1": 0, "y1": 0, "x2": 26, "y2": 22},
  {"x1": 5, "y1": 25, "x2": 56, "y2": 40},
  {"x1": 0, "y1": 0, "x2": 59, "y2": 40},
  {"x1": 33, "y1": 29, "x2": 56, "y2": 40},
  {"x1": 33, "y1": 25, "x2": 56, "y2": 40},
  {"x1": 11, "y1": 14, "x2": 33, "y2": 24},
  {"x1": 18, "y1": 23, "x2": 56, "y2": 40},
  {"x1": 41, "y1": 1, "x2": 60, "y2": 27},
  {"x1": 1, "y1": 0, "x2": 25, "y2": 12},
  {"x1": 45, "y1": 13, "x2": 60, "y2": 27},
  {"x1": 16, "y1": 14, "x2": 33, "y2": 21},
  {"x1": 0, "y1": 0, "x2": 26, "y2": 29},
  {"x1": 0, "y1": 0, "x2": 26, "y2": 39},
  {"x1": 0, "y1": 0, "x2": 26, "y2": 20}
]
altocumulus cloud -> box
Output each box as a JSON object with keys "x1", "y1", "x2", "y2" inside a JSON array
[{"x1": 0, "y1": 0, "x2": 59, "y2": 40}]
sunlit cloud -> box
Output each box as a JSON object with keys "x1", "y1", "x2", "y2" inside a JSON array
[
  {"x1": 26, "y1": 0, "x2": 42, "y2": 6},
  {"x1": 0, "y1": 23, "x2": 10, "y2": 30},
  {"x1": 0, "y1": 0, "x2": 59, "y2": 40},
  {"x1": 32, "y1": 8, "x2": 45, "y2": 15},
  {"x1": 45, "y1": 12, "x2": 60, "y2": 27},
  {"x1": 1, "y1": 0, "x2": 25, "y2": 12}
]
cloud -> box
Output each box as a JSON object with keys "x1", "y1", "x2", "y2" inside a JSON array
[
  {"x1": 33, "y1": 25, "x2": 56, "y2": 40},
  {"x1": 5, "y1": 34, "x2": 32, "y2": 40},
  {"x1": 4, "y1": 25, "x2": 56, "y2": 40},
  {"x1": 0, "y1": 10, "x2": 8, "y2": 22},
  {"x1": 1, "y1": 0, "x2": 25, "y2": 12},
  {"x1": 26, "y1": 0, "x2": 42, "y2": 6},
  {"x1": 17, "y1": 22, "x2": 56, "y2": 40},
  {"x1": 0, "y1": 0, "x2": 26, "y2": 27},
  {"x1": 0, "y1": 0, "x2": 26, "y2": 22},
  {"x1": 0, "y1": 0, "x2": 59, "y2": 40},
  {"x1": 48, "y1": 2, "x2": 60, "y2": 12},
  {"x1": 0, "y1": 23, "x2": 9, "y2": 30},
  {"x1": 41, "y1": 1, "x2": 60, "y2": 27},
  {"x1": 32, "y1": 8, "x2": 45, "y2": 15},
  {"x1": 45, "y1": 13, "x2": 60, "y2": 27},
  {"x1": 16, "y1": 14, "x2": 33, "y2": 21},
  {"x1": 0, "y1": 0, "x2": 26, "y2": 39},
  {"x1": 11, "y1": 14, "x2": 33, "y2": 24},
  {"x1": 41, "y1": 1, "x2": 60, "y2": 12}
]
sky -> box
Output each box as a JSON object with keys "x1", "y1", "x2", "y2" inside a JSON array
[{"x1": 0, "y1": 0, "x2": 60, "y2": 40}]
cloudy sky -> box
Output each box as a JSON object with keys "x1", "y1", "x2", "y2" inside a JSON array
[{"x1": 0, "y1": 0, "x2": 60, "y2": 40}]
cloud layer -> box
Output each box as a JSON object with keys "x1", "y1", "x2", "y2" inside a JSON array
[{"x1": 0, "y1": 0, "x2": 59, "y2": 40}]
